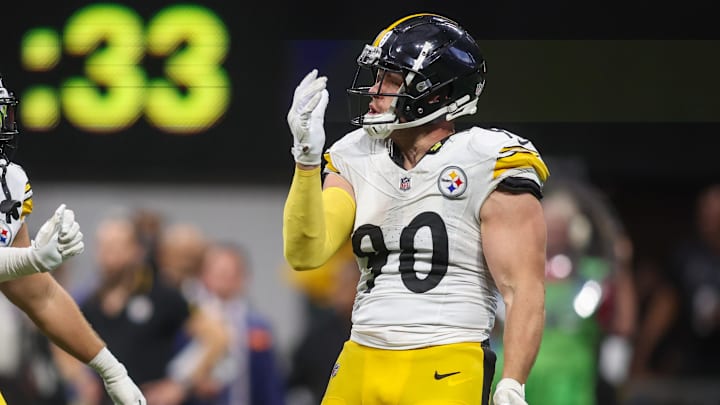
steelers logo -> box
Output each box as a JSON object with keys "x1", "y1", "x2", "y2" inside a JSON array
[
  {"x1": 437, "y1": 166, "x2": 468, "y2": 198},
  {"x1": 0, "y1": 223, "x2": 13, "y2": 246}
]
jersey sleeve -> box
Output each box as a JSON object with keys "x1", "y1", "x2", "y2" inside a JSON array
[
  {"x1": 493, "y1": 143, "x2": 549, "y2": 185},
  {"x1": 486, "y1": 128, "x2": 550, "y2": 202},
  {"x1": 21, "y1": 180, "x2": 33, "y2": 219},
  {"x1": 323, "y1": 149, "x2": 340, "y2": 175},
  {"x1": 468, "y1": 128, "x2": 551, "y2": 220},
  {"x1": 323, "y1": 144, "x2": 347, "y2": 178},
  {"x1": 7, "y1": 163, "x2": 33, "y2": 221},
  {"x1": 322, "y1": 133, "x2": 356, "y2": 179}
]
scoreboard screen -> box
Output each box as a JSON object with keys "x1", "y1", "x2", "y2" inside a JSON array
[
  {"x1": 4, "y1": 1, "x2": 294, "y2": 182},
  {"x1": 3, "y1": 2, "x2": 720, "y2": 184}
]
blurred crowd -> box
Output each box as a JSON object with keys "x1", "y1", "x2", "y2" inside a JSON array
[{"x1": 1, "y1": 172, "x2": 719, "y2": 405}]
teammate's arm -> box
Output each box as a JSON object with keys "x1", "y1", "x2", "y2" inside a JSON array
[
  {"x1": 481, "y1": 190, "x2": 546, "y2": 404},
  {"x1": 0, "y1": 204, "x2": 83, "y2": 281},
  {"x1": 1, "y1": 222, "x2": 146, "y2": 405},
  {"x1": 1, "y1": 222, "x2": 104, "y2": 360}
]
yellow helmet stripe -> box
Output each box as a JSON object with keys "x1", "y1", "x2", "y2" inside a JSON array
[{"x1": 372, "y1": 13, "x2": 445, "y2": 46}]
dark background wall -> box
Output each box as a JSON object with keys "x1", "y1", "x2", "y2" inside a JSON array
[{"x1": 3, "y1": 0, "x2": 719, "y2": 267}]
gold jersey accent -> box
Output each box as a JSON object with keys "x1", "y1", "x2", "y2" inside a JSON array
[{"x1": 493, "y1": 146, "x2": 550, "y2": 182}]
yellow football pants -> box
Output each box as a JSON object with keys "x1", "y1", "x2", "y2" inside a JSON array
[{"x1": 322, "y1": 340, "x2": 496, "y2": 405}]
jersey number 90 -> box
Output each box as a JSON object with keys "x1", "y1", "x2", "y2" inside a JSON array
[{"x1": 352, "y1": 211, "x2": 448, "y2": 294}]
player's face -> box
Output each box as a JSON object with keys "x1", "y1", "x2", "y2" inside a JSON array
[
  {"x1": 200, "y1": 249, "x2": 246, "y2": 300},
  {"x1": 96, "y1": 221, "x2": 142, "y2": 278},
  {"x1": 367, "y1": 70, "x2": 403, "y2": 115}
]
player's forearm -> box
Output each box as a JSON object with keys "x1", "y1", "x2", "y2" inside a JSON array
[
  {"x1": 5, "y1": 274, "x2": 105, "y2": 362},
  {"x1": 500, "y1": 279, "x2": 545, "y2": 383},
  {"x1": 0, "y1": 246, "x2": 47, "y2": 281},
  {"x1": 283, "y1": 166, "x2": 355, "y2": 270}
]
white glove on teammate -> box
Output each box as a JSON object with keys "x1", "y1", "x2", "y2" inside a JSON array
[
  {"x1": 30, "y1": 204, "x2": 85, "y2": 272},
  {"x1": 89, "y1": 347, "x2": 147, "y2": 405},
  {"x1": 287, "y1": 69, "x2": 329, "y2": 165},
  {"x1": 493, "y1": 378, "x2": 528, "y2": 405}
]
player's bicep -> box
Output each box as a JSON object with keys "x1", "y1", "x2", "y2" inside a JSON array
[
  {"x1": 480, "y1": 190, "x2": 546, "y2": 297},
  {"x1": 0, "y1": 272, "x2": 55, "y2": 313},
  {"x1": 323, "y1": 171, "x2": 355, "y2": 199}
]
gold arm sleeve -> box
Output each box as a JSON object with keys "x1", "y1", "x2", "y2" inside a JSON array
[{"x1": 283, "y1": 167, "x2": 356, "y2": 270}]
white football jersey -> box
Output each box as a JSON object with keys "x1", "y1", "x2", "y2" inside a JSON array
[
  {"x1": 0, "y1": 161, "x2": 33, "y2": 247},
  {"x1": 324, "y1": 126, "x2": 548, "y2": 349}
]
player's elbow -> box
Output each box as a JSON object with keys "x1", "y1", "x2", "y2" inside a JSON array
[
  {"x1": 285, "y1": 259, "x2": 323, "y2": 271},
  {"x1": 283, "y1": 247, "x2": 325, "y2": 271}
]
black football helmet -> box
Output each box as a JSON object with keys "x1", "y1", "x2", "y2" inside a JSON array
[
  {"x1": 347, "y1": 13, "x2": 486, "y2": 139},
  {"x1": 0, "y1": 75, "x2": 19, "y2": 160}
]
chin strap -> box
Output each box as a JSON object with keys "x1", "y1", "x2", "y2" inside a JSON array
[{"x1": 364, "y1": 95, "x2": 476, "y2": 140}]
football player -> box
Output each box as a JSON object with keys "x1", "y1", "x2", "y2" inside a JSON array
[
  {"x1": 0, "y1": 75, "x2": 146, "y2": 405},
  {"x1": 283, "y1": 13, "x2": 549, "y2": 405}
]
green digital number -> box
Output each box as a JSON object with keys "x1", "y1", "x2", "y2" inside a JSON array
[
  {"x1": 20, "y1": 3, "x2": 230, "y2": 134},
  {"x1": 145, "y1": 5, "x2": 230, "y2": 134},
  {"x1": 19, "y1": 28, "x2": 62, "y2": 130},
  {"x1": 21, "y1": 86, "x2": 60, "y2": 129},
  {"x1": 61, "y1": 4, "x2": 146, "y2": 132}
]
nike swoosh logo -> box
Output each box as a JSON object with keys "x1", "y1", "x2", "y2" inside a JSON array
[{"x1": 434, "y1": 371, "x2": 461, "y2": 380}]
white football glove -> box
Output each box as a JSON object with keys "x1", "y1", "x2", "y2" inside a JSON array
[
  {"x1": 493, "y1": 378, "x2": 528, "y2": 405},
  {"x1": 30, "y1": 204, "x2": 84, "y2": 272},
  {"x1": 89, "y1": 348, "x2": 147, "y2": 405},
  {"x1": 287, "y1": 69, "x2": 329, "y2": 165},
  {"x1": 104, "y1": 374, "x2": 147, "y2": 405}
]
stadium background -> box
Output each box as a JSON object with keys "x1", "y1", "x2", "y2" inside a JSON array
[{"x1": 2, "y1": 0, "x2": 719, "y2": 371}]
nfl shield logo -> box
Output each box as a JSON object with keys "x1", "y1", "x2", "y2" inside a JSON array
[{"x1": 399, "y1": 177, "x2": 411, "y2": 191}]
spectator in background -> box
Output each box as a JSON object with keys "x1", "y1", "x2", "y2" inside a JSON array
[
  {"x1": 491, "y1": 173, "x2": 637, "y2": 405},
  {"x1": 627, "y1": 183, "x2": 720, "y2": 404},
  {"x1": 53, "y1": 214, "x2": 228, "y2": 405},
  {"x1": 286, "y1": 252, "x2": 359, "y2": 405},
  {"x1": 154, "y1": 222, "x2": 208, "y2": 298},
  {"x1": 184, "y1": 242, "x2": 285, "y2": 405},
  {"x1": 132, "y1": 208, "x2": 165, "y2": 274}
]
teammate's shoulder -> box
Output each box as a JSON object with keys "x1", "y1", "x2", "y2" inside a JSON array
[{"x1": 3, "y1": 161, "x2": 30, "y2": 181}]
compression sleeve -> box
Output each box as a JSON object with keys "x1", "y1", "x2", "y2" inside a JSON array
[
  {"x1": 0, "y1": 246, "x2": 43, "y2": 282},
  {"x1": 283, "y1": 166, "x2": 356, "y2": 270}
]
